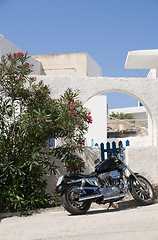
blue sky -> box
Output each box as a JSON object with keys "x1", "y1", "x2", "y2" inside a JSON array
[{"x1": 0, "y1": 0, "x2": 158, "y2": 108}]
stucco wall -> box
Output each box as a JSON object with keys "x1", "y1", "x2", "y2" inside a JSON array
[
  {"x1": 0, "y1": 35, "x2": 42, "y2": 75},
  {"x1": 45, "y1": 146, "x2": 100, "y2": 195},
  {"x1": 46, "y1": 145, "x2": 158, "y2": 196},
  {"x1": 34, "y1": 75, "x2": 158, "y2": 184},
  {"x1": 84, "y1": 95, "x2": 107, "y2": 146},
  {"x1": 87, "y1": 53, "x2": 102, "y2": 76},
  {"x1": 35, "y1": 75, "x2": 158, "y2": 147},
  {"x1": 32, "y1": 53, "x2": 87, "y2": 76},
  {"x1": 125, "y1": 146, "x2": 158, "y2": 184},
  {"x1": 32, "y1": 52, "x2": 102, "y2": 77}
]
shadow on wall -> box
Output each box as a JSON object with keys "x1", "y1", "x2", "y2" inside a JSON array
[{"x1": 45, "y1": 146, "x2": 101, "y2": 196}]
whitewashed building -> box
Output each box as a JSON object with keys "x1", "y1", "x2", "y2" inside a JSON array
[
  {"x1": 109, "y1": 105, "x2": 147, "y2": 120},
  {"x1": 84, "y1": 95, "x2": 107, "y2": 146},
  {"x1": 0, "y1": 34, "x2": 42, "y2": 75},
  {"x1": 2, "y1": 35, "x2": 158, "y2": 183}
]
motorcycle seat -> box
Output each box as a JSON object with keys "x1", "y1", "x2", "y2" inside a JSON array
[{"x1": 66, "y1": 172, "x2": 97, "y2": 179}]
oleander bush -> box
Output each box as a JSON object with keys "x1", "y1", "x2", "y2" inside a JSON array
[{"x1": 0, "y1": 52, "x2": 92, "y2": 212}]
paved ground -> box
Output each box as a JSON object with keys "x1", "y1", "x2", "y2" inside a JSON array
[{"x1": 0, "y1": 200, "x2": 158, "y2": 240}]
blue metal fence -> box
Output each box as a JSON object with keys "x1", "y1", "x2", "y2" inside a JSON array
[{"x1": 100, "y1": 140, "x2": 130, "y2": 161}]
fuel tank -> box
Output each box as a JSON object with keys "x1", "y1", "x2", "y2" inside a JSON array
[{"x1": 95, "y1": 157, "x2": 121, "y2": 174}]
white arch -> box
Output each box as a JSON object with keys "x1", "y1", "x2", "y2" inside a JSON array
[{"x1": 36, "y1": 75, "x2": 158, "y2": 146}]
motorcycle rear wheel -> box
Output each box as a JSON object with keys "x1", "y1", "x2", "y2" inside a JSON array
[
  {"x1": 130, "y1": 175, "x2": 155, "y2": 205},
  {"x1": 61, "y1": 185, "x2": 91, "y2": 215}
]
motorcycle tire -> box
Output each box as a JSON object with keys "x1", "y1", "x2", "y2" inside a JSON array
[
  {"x1": 130, "y1": 175, "x2": 155, "y2": 205},
  {"x1": 61, "y1": 185, "x2": 91, "y2": 215}
]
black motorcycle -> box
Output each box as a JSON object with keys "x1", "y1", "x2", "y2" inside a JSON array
[{"x1": 55, "y1": 146, "x2": 155, "y2": 215}]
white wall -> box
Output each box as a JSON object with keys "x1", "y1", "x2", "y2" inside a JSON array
[
  {"x1": 125, "y1": 146, "x2": 158, "y2": 184},
  {"x1": 109, "y1": 106, "x2": 147, "y2": 120},
  {"x1": 84, "y1": 95, "x2": 107, "y2": 146},
  {"x1": 87, "y1": 53, "x2": 102, "y2": 77},
  {"x1": 107, "y1": 136, "x2": 151, "y2": 148},
  {"x1": 0, "y1": 34, "x2": 42, "y2": 75},
  {"x1": 32, "y1": 52, "x2": 102, "y2": 77},
  {"x1": 32, "y1": 52, "x2": 87, "y2": 76}
]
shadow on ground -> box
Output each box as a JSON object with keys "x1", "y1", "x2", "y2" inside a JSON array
[
  {"x1": 67, "y1": 199, "x2": 147, "y2": 217},
  {"x1": 88, "y1": 199, "x2": 140, "y2": 215},
  {"x1": 86, "y1": 199, "x2": 158, "y2": 216}
]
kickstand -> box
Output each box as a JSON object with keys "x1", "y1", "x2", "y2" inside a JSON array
[
  {"x1": 107, "y1": 202, "x2": 113, "y2": 210},
  {"x1": 107, "y1": 202, "x2": 118, "y2": 210}
]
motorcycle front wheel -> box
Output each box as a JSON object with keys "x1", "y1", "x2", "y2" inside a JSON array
[
  {"x1": 61, "y1": 185, "x2": 91, "y2": 215},
  {"x1": 130, "y1": 175, "x2": 155, "y2": 205}
]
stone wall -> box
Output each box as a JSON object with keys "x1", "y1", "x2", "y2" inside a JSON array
[{"x1": 107, "y1": 119, "x2": 148, "y2": 138}]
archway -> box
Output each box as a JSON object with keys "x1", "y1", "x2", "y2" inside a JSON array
[
  {"x1": 83, "y1": 91, "x2": 150, "y2": 147},
  {"x1": 83, "y1": 87, "x2": 153, "y2": 146},
  {"x1": 105, "y1": 91, "x2": 149, "y2": 147},
  {"x1": 36, "y1": 75, "x2": 158, "y2": 146}
]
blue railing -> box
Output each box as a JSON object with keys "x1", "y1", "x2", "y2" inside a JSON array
[{"x1": 100, "y1": 140, "x2": 130, "y2": 161}]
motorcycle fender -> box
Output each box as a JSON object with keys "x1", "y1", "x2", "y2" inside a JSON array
[{"x1": 56, "y1": 178, "x2": 82, "y2": 195}]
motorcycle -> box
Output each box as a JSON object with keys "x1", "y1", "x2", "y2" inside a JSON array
[{"x1": 55, "y1": 146, "x2": 155, "y2": 215}]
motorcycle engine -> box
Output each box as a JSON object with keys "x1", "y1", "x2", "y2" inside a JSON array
[
  {"x1": 99, "y1": 170, "x2": 123, "y2": 197},
  {"x1": 99, "y1": 170, "x2": 120, "y2": 184}
]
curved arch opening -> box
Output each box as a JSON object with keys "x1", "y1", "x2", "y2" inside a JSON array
[
  {"x1": 86, "y1": 89, "x2": 152, "y2": 118},
  {"x1": 84, "y1": 91, "x2": 152, "y2": 148}
]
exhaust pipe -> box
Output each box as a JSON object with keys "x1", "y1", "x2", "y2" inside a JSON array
[
  {"x1": 78, "y1": 192, "x2": 127, "y2": 202},
  {"x1": 78, "y1": 193, "x2": 102, "y2": 201}
]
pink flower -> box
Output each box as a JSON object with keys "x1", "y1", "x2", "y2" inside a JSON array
[
  {"x1": 13, "y1": 53, "x2": 18, "y2": 56},
  {"x1": 31, "y1": 121, "x2": 34, "y2": 124},
  {"x1": 86, "y1": 116, "x2": 92, "y2": 124},
  {"x1": 70, "y1": 104, "x2": 75, "y2": 107},
  {"x1": 74, "y1": 112, "x2": 78, "y2": 116},
  {"x1": 46, "y1": 95, "x2": 51, "y2": 100},
  {"x1": 67, "y1": 101, "x2": 70, "y2": 104},
  {"x1": 19, "y1": 51, "x2": 24, "y2": 56},
  {"x1": 68, "y1": 111, "x2": 72, "y2": 114},
  {"x1": 68, "y1": 88, "x2": 72, "y2": 92},
  {"x1": 88, "y1": 112, "x2": 91, "y2": 115}
]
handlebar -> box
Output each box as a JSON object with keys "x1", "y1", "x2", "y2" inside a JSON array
[
  {"x1": 107, "y1": 147, "x2": 125, "y2": 157},
  {"x1": 116, "y1": 147, "x2": 125, "y2": 153}
]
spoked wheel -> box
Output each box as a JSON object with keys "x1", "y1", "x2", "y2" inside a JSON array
[
  {"x1": 130, "y1": 175, "x2": 155, "y2": 205},
  {"x1": 61, "y1": 185, "x2": 91, "y2": 215}
]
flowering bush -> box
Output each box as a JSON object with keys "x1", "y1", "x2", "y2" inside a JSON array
[
  {"x1": 52, "y1": 88, "x2": 92, "y2": 173},
  {"x1": 0, "y1": 52, "x2": 92, "y2": 212}
]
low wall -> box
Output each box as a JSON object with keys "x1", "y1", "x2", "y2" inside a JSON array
[
  {"x1": 45, "y1": 146, "x2": 158, "y2": 196},
  {"x1": 45, "y1": 147, "x2": 100, "y2": 196},
  {"x1": 125, "y1": 146, "x2": 158, "y2": 184}
]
